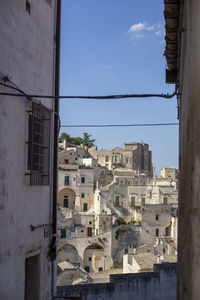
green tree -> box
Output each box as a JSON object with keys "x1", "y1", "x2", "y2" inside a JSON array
[
  {"x1": 59, "y1": 132, "x2": 71, "y2": 143},
  {"x1": 59, "y1": 132, "x2": 95, "y2": 147},
  {"x1": 70, "y1": 137, "x2": 83, "y2": 145},
  {"x1": 82, "y1": 132, "x2": 95, "y2": 147}
]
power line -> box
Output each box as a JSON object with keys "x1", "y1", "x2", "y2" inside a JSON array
[
  {"x1": 0, "y1": 91, "x2": 176, "y2": 99},
  {"x1": 0, "y1": 82, "x2": 177, "y2": 100},
  {"x1": 60, "y1": 122, "x2": 179, "y2": 128}
]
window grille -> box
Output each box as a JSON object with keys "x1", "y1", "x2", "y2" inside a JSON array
[{"x1": 27, "y1": 103, "x2": 51, "y2": 186}]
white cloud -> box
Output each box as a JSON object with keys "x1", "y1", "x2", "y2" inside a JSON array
[
  {"x1": 128, "y1": 22, "x2": 146, "y2": 33},
  {"x1": 127, "y1": 21, "x2": 164, "y2": 41}
]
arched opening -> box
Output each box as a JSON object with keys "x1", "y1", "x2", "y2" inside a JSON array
[
  {"x1": 57, "y1": 244, "x2": 78, "y2": 264},
  {"x1": 83, "y1": 243, "x2": 104, "y2": 273},
  {"x1": 58, "y1": 187, "x2": 76, "y2": 210}
]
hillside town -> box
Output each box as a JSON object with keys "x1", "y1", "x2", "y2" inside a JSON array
[
  {"x1": 2, "y1": 1, "x2": 200, "y2": 299},
  {"x1": 57, "y1": 137, "x2": 178, "y2": 285}
]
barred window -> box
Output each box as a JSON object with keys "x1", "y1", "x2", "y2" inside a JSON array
[{"x1": 27, "y1": 103, "x2": 51, "y2": 186}]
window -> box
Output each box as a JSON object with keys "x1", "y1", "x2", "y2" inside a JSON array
[
  {"x1": 114, "y1": 155, "x2": 118, "y2": 163},
  {"x1": 115, "y1": 195, "x2": 120, "y2": 207},
  {"x1": 64, "y1": 159, "x2": 69, "y2": 164},
  {"x1": 64, "y1": 195, "x2": 68, "y2": 208},
  {"x1": 156, "y1": 228, "x2": 159, "y2": 237},
  {"x1": 98, "y1": 267, "x2": 103, "y2": 272},
  {"x1": 83, "y1": 203, "x2": 88, "y2": 212},
  {"x1": 131, "y1": 196, "x2": 135, "y2": 207},
  {"x1": 81, "y1": 230, "x2": 84, "y2": 233},
  {"x1": 89, "y1": 221, "x2": 92, "y2": 225},
  {"x1": 141, "y1": 197, "x2": 146, "y2": 205},
  {"x1": 81, "y1": 177, "x2": 85, "y2": 183},
  {"x1": 89, "y1": 257, "x2": 92, "y2": 261},
  {"x1": 100, "y1": 171, "x2": 105, "y2": 178},
  {"x1": 81, "y1": 193, "x2": 85, "y2": 198},
  {"x1": 125, "y1": 158, "x2": 131, "y2": 164},
  {"x1": 163, "y1": 197, "x2": 168, "y2": 204},
  {"x1": 134, "y1": 157, "x2": 137, "y2": 163},
  {"x1": 125, "y1": 248, "x2": 128, "y2": 254},
  {"x1": 156, "y1": 215, "x2": 159, "y2": 221},
  {"x1": 166, "y1": 227, "x2": 171, "y2": 236},
  {"x1": 85, "y1": 266, "x2": 90, "y2": 273},
  {"x1": 106, "y1": 155, "x2": 109, "y2": 162},
  {"x1": 61, "y1": 229, "x2": 66, "y2": 238},
  {"x1": 64, "y1": 175, "x2": 69, "y2": 186},
  {"x1": 26, "y1": 1, "x2": 31, "y2": 14},
  {"x1": 27, "y1": 103, "x2": 51, "y2": 186}
]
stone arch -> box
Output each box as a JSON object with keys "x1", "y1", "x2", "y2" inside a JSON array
[
  {"x1": 57, "y1": 243, "x2": 78, "y2": 264},
  {"x1": 83, "y1": 243, "x2": 105, "y2": 273},
  {"x1": 58, "y1": 187, "x2": 76, "y2": 209}
]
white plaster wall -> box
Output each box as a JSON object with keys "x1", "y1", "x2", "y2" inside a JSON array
[
  {"x1": 0, "y1": 1, "x2": 56, "y2": 299},
  {"x1": 123, "y1": 254, "x2": 140, "y2": 273}
]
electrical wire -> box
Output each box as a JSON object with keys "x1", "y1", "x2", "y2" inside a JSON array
[
  {"x1": 0, "y1": 78, "x2": 178, "y2": 131},
  {"x1": 0, "y1": 91, "x2": 177, "y2": 100},
  {"x1": 60, "y1": 122, "x2": 179, "y2": 128},
  {"x1": 0, "y1": 82, "x2": 177, "y2": 100}
]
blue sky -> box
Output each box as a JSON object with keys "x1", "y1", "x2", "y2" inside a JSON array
[{"x1": 60, "y1": 0, "x2": 178, "y2": 174}]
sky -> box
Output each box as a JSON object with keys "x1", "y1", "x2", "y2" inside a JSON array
[{"x1": 59, "y1": 0, "x2": 179, "y2": 174}]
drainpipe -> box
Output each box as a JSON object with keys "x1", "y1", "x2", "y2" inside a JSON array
[{"x1": 52, "y1": 0, "x2": 61, "y2": 297}]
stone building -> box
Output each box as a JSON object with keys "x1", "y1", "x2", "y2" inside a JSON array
[
  {"x1": 0, "y1": 1, "x2": 60, "y2": 299},
  {"x1": 123, "y1": 252, "x2": 176, "y2": 274},
  {"x1": 161, "y1": 167, "x2": 178, "y2": 181},
  {"x1": 58, "y1": 164, "x2": 94, "y2": 212},
  {"x1": 141, "y1": 204, "x2": 178, "y2": 255},
  {"x1": 94, "y1": 172, "x2": 178, "y2": 225},
  {"x1": 164, "y1": 1, "x2": 200, "y2": 299},
  {"x1": 89, "y1": 142, "x2": 152, "y2": 176}
]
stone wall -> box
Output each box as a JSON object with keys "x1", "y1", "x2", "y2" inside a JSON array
[
  {"x1": 0, "y1": 1, "x2": 56, "y2": 299},
  {"x1": 56, "y1": 263, "x2": 176, "y2": 300},
  {"x1": 175, "y1": 0, "x2": 200, "y2": 298}
]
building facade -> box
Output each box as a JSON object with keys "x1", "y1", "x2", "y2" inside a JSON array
[
  {"x1": 89, "y1": 142, "x2": 153, "y2": 176},
  {"x1": 0, "y1": 1, "x2": 60, "y2": 299}
]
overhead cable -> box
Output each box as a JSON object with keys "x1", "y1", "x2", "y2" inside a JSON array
[
  {"x1": 0, "y1": 82, "x2": 176, "y2": 100},
  {"x1": 61, "y1": 122, "x2": 179, "y2": 128}
]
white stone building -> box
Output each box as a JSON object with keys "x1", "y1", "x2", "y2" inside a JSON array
[
  {"x1": 58, "y1": 165, "x2": 94, "y2": 212},
  {"x1": 0, "y1": 1, "x2": 60, "y2": 299}
]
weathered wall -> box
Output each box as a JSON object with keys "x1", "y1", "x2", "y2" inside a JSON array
[
  {"x1": 89, "y1": 143, "x2": 152, "y2": 175},
  {"x1": 141, "y1": 205, "x2": 172, "y2": 241},
  {"x1": 57, "y1": 263, "x2": 176, "y2": 300},
  {"x1": 0, "y1": 1, "x2": 56, "y2": 299},
  {"x1": 57, "y1": 231, "x2": 112, "y2": 267},
  {"x1": 178, "y1": 0, "x2": 200, "y2": 299},
  {"x1": 57, "y1": 244, "x2": 79, "y2": 264},
  {"x1": 97, "y1": 178, "x2": 178, "y2": 223},
  {"x1": 58, "y1": 168, "x2": 94, "y2": 212}
]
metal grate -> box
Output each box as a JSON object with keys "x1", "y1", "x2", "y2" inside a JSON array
[{"x1": 27, "y1": 103, "x2": 51, "y2": 186}]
